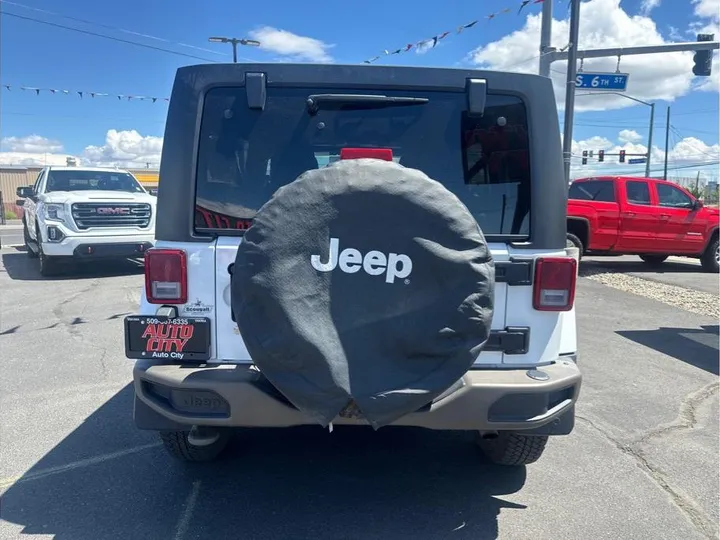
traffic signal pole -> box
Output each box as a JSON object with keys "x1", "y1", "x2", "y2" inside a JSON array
[{"x1": 538, "y1": 0, "x2": 719, "y2": 183}]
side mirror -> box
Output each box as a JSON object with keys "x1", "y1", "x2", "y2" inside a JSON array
[
  {"x1": 15, "y1": 199, "x2": 25, "y2": 207},
  {"x1": 149, "y1": 188, "x2": 158, "y2": 196},
  {"x1": 693, "y1": 199, "x2": 704, "y2": 210},
  {"x1": 16, "y1": 186, "x2": 34, "y2": 198}
]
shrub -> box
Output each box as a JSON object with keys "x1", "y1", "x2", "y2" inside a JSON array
[{"x1": 3, "y1": 210, "x2": 17, "y2": 220}]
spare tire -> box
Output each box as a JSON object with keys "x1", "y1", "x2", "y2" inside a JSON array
[{"x1": 231, "y1": 158, "x2": 495, "y2": 429}]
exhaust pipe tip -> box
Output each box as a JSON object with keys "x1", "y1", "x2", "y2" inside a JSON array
[{"x1": 478, "y1": 430, "x2": 499, "y2": 440}]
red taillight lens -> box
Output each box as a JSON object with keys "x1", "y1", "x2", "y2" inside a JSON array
[
  {"x1": 533, "y1": 257, "x2": 577, "y2": 311},
  {"x1": 340, "y1": 147, "x2": 393, "y2": 161},
  {"x1": 144, "y1": 248, "x2": 187, "y2": 304}
]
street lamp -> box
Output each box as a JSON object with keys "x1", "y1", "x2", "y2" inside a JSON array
[
  {"x1": 576, "y1": 91, "x2": 655, "y2": 177},
  {"x1": 208, "y1": 36, "x2": 261, "y2": 63}
]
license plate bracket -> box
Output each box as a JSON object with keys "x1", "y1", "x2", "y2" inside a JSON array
[{"x1": 124, "y1": 315, "x2": 211, "y2": 361}]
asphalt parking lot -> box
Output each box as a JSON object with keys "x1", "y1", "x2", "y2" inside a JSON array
[{"x1": 0, "y1": 246, "x2": 718, "y2": 540}]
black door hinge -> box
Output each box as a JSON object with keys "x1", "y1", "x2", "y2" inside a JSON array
[{"x1": 485, "y1": 327, "x2": 530, "y2": 355}]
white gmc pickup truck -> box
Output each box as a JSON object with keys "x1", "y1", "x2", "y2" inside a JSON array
[{"x1": 16, "y1": 166, "x2": 156, "y2": 276}]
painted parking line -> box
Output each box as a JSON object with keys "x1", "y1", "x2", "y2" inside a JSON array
[{"x1": 0, "y1": 442, "x2": 162, "y2": 490}]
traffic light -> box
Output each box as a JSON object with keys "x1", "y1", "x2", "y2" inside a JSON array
[
  {"x1": 619, "y1": 150, "x2": 626, "y2": 163},
  {"x1": 693, "y1": 34, "x2": 714, "y2": 77},
  {"x1": 582, "y1": 150, "x2": 588, "y2": 165},
  {"x1": 598, "y1": 150, "x2": 605, "y2": 162}
]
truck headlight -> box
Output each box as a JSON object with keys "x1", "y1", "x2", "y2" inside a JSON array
[{"x1": 44, "y1": 203, "x2": 66, "y2": 222}]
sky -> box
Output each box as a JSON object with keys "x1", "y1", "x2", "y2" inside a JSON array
[{"x1": 0, "y1": 0, "x2": 718, "y2": 182}]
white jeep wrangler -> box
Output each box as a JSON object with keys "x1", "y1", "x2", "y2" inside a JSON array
[
  {"x1": 17, "y1": 166, "x2": 156, "y2": 276},
  {"x1": 125, "y1": 63, "x2": 581, "y2": 466}
]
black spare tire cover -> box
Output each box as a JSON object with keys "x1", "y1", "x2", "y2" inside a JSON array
[{"x1": 232, "y1": 159, "x2": 495, "y2": 429}]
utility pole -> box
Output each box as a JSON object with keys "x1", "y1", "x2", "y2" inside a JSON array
[
  {"x1": 562, "y1": 0, "x2": 582, "y2": 183},
  {"x1": 663, "y1": 106, "x2": 671, "y2": 180},
  {"x1": 538, "y1": 0, "x2": 554, "y2": 77},
  {"x1": 208, "y1": 36, "x2": 261, "y2": 63},
  {"x1": 646, "y1": 102, "x2": 655, "y2": 177}
]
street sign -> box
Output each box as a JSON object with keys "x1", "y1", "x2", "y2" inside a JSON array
[
  {"x1": 628, "y1": 158, "x2": 647, "y2": 164},
  {"x1": 575, "y1": 72, "x2": 630, "y2": 91}
]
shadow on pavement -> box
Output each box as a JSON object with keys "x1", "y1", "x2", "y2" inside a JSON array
[
  {"x1": 580, "y1": 257, "x2": 701, "y2": 276},
  {"x1": 1, "y1": 248, "x2": 144, "y2": 281},
  {"x1": 1, "y1": 384, "x2": 527, "y2": 540},
  {"x1": 617, "y1": 325, "x2": 720, "y2": 376}
]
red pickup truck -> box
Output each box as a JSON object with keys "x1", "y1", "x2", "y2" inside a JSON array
[{"x1": 566, "y1": 175, "x2": 719, "y2": 273}]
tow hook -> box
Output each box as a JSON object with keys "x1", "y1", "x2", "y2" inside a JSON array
[{"x1": 187, "y1": 425, "x2": 221, "y2": 447}]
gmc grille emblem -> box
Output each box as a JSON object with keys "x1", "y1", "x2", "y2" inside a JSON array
[{"x1": 97, "y1": 207, "x2": 130, "y2": 215}]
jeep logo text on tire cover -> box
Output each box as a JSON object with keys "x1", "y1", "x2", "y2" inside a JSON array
[{"x1": 311, "y1": 237, "x2": 413, "y2": 284}]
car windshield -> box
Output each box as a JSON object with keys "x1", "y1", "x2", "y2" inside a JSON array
[
  {"x1": 195, "y1": 87, "x2": 532, "y2": 238},
  {"x1": 45, "y1": 170, "x2": 146, "y2": 193}
]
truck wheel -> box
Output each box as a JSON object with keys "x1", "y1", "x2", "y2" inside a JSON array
[
  {"x1": 476, "y1": 432, "x2": 549, "y2": 466},
  {"x1": 700, "y1": 238, "x2": 719, "y2": 273},
  {"x1": 639, "y1": 255, "x2": 668, "y2": 266},
  {"x1": 566, "y1": 233, "x2": 584, "y2": 257},
  {"x1": 36, "y1": 230, "x2": 61, "y2": 277},
  {"x1": 159, "y1": 428, "x2": 230, "y2": 462},
  {"x1": 24, "y1": 221, "x2": 38, "y2": 258}
]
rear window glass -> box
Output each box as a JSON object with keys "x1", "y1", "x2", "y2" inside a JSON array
[
  {"x1": 45, "y1": 170, "x2": 145, "y2": 193},
  {"x1": 195, "y1": 87, "x2": 531, "y2": 237},
  {"x1": 569, "y1": 180, "x2": 616, "y2": 202}
]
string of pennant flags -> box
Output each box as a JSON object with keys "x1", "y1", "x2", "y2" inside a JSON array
[
  {"x1": 363, "y1": 0, "x2": 546, "y2": 64},
  {"x1": 1, "y1": 84, "x2": 169, "y2": 102},
  {"x1": 4, "y1": 0, "x2": 553, "y2": 102}
]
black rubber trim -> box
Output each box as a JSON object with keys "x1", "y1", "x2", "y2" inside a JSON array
[
  {"x1": 485, "y1": 327, "x2": 530, "y2": 355},
  {"x1": 495, "y1": 258, "x2": 534, "y2": 286}
]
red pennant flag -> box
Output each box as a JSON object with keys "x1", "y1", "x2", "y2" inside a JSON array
[
  {"x1": 438, "y1": 31, "x2": 450, "y2": 40},
  {"x1": 77, "y1": 91, "x2": 83, "y2": 98},
  {"x1": 518, "y1": 0, "x2": 531, "y2": 14},
  {"x1": 152, "y1": 97, "x2": 158, "y2": 103},
  {"x1": 404, "y1": 43, "x2": 413, "y2": 51}
]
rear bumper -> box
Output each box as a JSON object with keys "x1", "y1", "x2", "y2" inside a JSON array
[{"x1": 133, "y1": 358, "x2": 582, "y2": 433}]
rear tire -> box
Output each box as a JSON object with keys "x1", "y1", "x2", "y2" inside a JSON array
[
  {"x1": 566, "y1": 233, "x2": 584, "y2": 258},
  {"x1": 24, "y1": 221, "x2": 38, "y2": 258},
  {"x1": 639, "y1": 254, "x2": 668, "y2": 266},
  {"x1": 700, "y1": 238, "x2": 719, "y2": 273},
  {"x1": 159, "y1": 429, "x2": 230, "y2": 462},
  {"x1": 476, "y1": 432, "x2": 549, "y2": 466}
]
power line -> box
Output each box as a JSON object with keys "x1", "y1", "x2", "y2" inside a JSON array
[
  {"x1": 0, "y1": 0, "x2": 228, "y2": 57},
  {"x1": 2, "y1": 11, "x2": 221, "y2": 63}
]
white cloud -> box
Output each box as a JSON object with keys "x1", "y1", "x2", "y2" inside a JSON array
[
  {"x1": 248, "y1": 26, "x2": 333, "y2": 62},
  {"x1": 469, "y1": 0, "x2": 716, "y2": 112},
  {"x1": 692, "y1": 0, "x2": 720, "y2": 20},
  {"x1": 618, "y1": 129, "x2": 644, "y2": 143},
  {"x1": 82, "y1": 129, "x2": 162, "y2": 168},
  {"x1": 1, "y1": 135, "x2": 64, "y2": 154},
  {"x1": 571, "y1": 130, "x2": 720, "y2": 178},
  {"x1": 0, "y1": 130, "x2": 162, "y2": 169},
  {"x1": 641, "y1": 0, "x2": 661, "y2": 16}
]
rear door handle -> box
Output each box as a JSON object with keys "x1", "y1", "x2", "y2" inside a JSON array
[
  {"x1": 623, "y1": 212, "x2": 635, "y2": 217},
  {"x1": 660, "y1": 214, "x2": 670, "y2": 219}
]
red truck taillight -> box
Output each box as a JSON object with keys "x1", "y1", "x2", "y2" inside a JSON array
[
  {"x1": 533, "y1": 257, "x2": 577, "y2": 311},
  {"x1": 144, "y1": 249, "x2": 188, "y2": 304}
]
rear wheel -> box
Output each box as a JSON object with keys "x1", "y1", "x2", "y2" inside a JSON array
[
  {"x1": 159, "y1": 428, "x2": 230, "y2": 462},
  {"x1": 700, "y1": 237, "x2": 719, "y2": 273},
  {"x1": 566, "y1": 233, "x2": 584, "y2": 258},
  {"x1": 24, "y1": 221, "x2": 38, "y2": 258},
  {"x1": 639, "y1": 254, "x2": 668, "y2": 266},
  {"x1": 476, "y1": 432, "x2": 549, "y2": 466}
]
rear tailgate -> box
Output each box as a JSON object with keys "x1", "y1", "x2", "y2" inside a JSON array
[{"x1": 213, "y1": 238, "x2": 515, "y2": 366}]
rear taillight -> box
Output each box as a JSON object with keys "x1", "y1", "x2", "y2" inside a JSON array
[
  {"x1": 144, "y1": 249, "x2": 187, "y2": 304},
  {"x1": 340, "y1": 147, "x2": 393, "y2": 161},
  {"x1": 533, "y1": 257, "x2": 577, "y2": 311}
]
